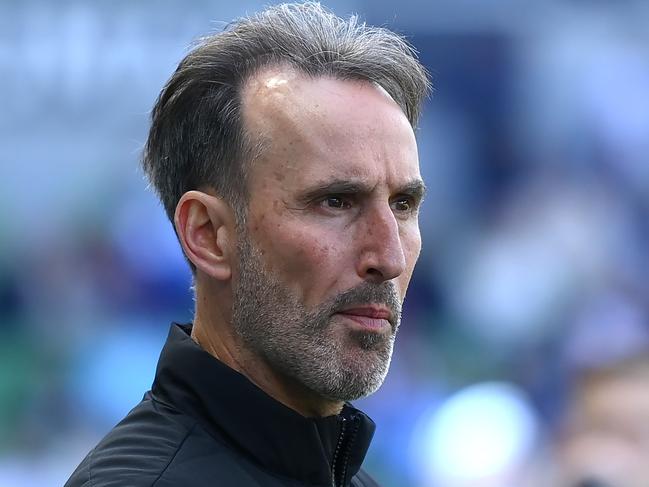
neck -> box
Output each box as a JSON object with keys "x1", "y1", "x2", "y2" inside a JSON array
[{"x1": 191, "y1": 295, "x2": 343, "y2": 418}]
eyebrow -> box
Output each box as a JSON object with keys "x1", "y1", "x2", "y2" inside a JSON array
[
  {"x1": 297, "y1": 178, "x2": 427, "y2": 204},
  {"x1": 398, "y1": 180, "x2": 427, "y2": 202}
]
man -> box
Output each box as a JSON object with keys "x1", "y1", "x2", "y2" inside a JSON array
[
  {"x1": 556, "y1": 353, "x2": 649, "y2": 487},
  {"x1": 65, "y1": 2, "x2": 430, "y2": 486}
]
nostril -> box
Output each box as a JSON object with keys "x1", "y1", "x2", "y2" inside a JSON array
[{"x1": 366, "y1": 267, "x2": 382, "y2": 277}]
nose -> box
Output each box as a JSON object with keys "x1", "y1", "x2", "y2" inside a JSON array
[{"x1": 356, "y1": 204, "x2": 407, "y2": 283}]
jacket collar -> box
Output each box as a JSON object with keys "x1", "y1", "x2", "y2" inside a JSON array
[{"x1": 151, "y1": 323, "x2": 375, "y2": 486}]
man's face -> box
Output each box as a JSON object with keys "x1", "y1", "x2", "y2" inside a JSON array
[
  {"x1": 558, "y1": 372, "x2": 649, "y2": 487},
  {"x1": 231, "y1": 67, "x2": 423, "y2": 402}
]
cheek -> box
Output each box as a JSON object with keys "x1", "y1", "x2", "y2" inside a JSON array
[
  {"x1": 252, "y1": 218, "x2": 346, "y2": 293},
  {"x1": 409, "y1": 228, "x2": 423, "y2": 263},
  {"x1": 398, "y1": 226, "x2": 422, "y2": 290}
]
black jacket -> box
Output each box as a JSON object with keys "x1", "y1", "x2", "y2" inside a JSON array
[{"x1": 65, "y1": 323, "x2": 381, "y2": 487}]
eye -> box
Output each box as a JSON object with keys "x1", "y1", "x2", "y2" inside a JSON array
[
  {"x1": 391, "y1": 196, "x2": 414, "y2": 213},
  {"x1": 322, "y1": 195, "x2": 352, "y2": 209}
]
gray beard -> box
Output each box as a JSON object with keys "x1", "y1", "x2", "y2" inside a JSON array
[{"x1": 230, "y1": 232, "x2": 402, "y2": 403}]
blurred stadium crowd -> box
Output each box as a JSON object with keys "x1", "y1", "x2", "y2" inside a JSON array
[{"x1": 1, "y1": 1, "x2": 649, "y2": 486}]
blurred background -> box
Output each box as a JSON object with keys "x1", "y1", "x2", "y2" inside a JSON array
[{"x1": 1, "y1": 0, "x2": 649, "y2": 486}]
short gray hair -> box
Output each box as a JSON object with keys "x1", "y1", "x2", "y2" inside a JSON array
[{"x1": 143, "y1": 1, "x2": 430, "y2": 231}]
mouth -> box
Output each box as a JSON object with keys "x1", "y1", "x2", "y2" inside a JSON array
[{"x1": 335, "y1": 305, "x2": 394, "y2": 331}]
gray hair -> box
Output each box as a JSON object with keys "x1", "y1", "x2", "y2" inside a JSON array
[{"x1": 143, "y1": 1, "x2": 430, "y2": 236}]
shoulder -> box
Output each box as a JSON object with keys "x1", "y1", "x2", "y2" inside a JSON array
[
  {"x1": 65, "y1": 395, "x2": 267, "y2": 487},
  {"x1": 65, "y1": 396, "x2": 200, "y2": 487}
]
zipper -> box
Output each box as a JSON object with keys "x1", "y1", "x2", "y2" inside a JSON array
[
  {"x1": 331, "y1": 417, "x2": 347, "y2": 487},
  {"x1": 331, "y1": 414, "x2": 360, "y2": 487}
]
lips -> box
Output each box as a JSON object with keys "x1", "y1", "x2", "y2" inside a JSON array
[{"x1": 335, "y1": 305, "x2": 394, "y2": 331}]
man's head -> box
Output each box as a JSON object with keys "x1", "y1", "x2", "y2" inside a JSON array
[
  {"x1": 143, "y1": 2, "x2": 428, "y2": 229},
  {"x1": 142, "y1": 2, "x2": 430, "y2": 409},
  {"x1": 558, "y1": 355, "x2": 649, "y2": 487}
]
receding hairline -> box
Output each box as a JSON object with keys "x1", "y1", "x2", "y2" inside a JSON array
[
  {"x1": 241, "y1": 62, "x2": 402, "y2": 108},
  {"x1": 238, "y1": 62, "x2": 415, "y2": 164}
]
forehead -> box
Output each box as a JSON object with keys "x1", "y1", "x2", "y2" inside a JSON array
[{"x1": 240, "y1": 65, "x2": 421, "y2": 186}]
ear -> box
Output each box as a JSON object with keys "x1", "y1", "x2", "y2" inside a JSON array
[{"x1": 174, "y1": 190, "x2": 237, "y2": 281}]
